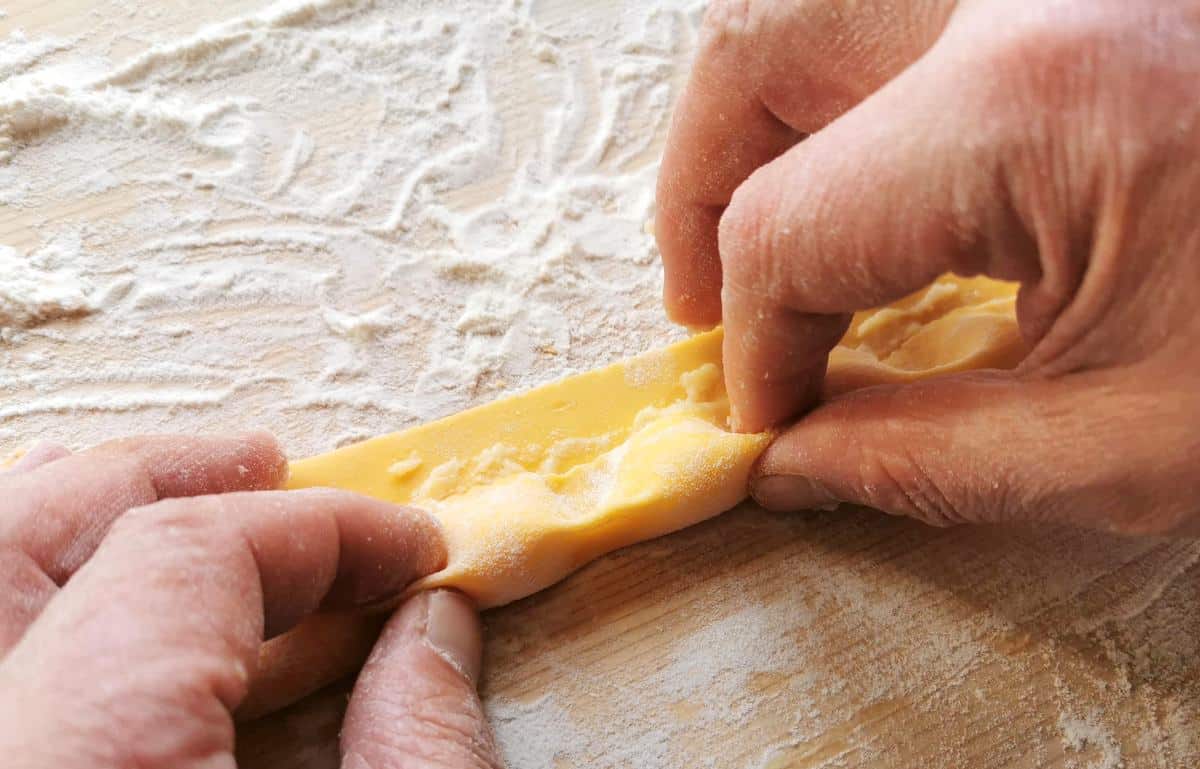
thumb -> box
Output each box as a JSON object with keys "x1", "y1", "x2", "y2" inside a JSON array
[
  {"x1": 341, "y1": 590, "x2": 503, "y2": 769},
  {"x1": 749, "y1": 370, "x2": 1200, "y2": 537}
]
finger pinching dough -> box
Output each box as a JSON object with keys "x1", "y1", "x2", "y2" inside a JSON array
[{"x1": 287, "y1": 274, "x2": 1022, "y2": 608}]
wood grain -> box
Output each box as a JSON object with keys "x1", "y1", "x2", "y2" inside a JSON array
[
  {"x1": 481, "y1": 504, "x2": 1200, "y2": 767},
  {"x1": 2, "y1": 1, "x2": 1197, "y2": 767}
]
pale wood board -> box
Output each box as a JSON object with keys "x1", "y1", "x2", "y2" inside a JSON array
[{"x1": 2, "y1": 1, "x2": 1197, "y2": 767}]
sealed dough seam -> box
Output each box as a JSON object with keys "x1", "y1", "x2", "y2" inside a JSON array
[{"x1": 288, "y1": 274, "x2": 1021, "y2": 608}]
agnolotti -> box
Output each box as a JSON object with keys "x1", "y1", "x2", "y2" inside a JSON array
[{"x1": 288, "y1": 274, "x2": 1022, "y2": 608}]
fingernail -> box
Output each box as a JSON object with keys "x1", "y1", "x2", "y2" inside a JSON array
[
  {"x1": 239, "y1": 430, "x2": 289, "y2": 484},
  {"x1": 238, "y1": 429, "x2": 279, "y2": 449},
  {"x1": 423, "y1": 590, "x2": 483, "y2": 685},
  {"x1": 752, "y1": 475, "x2": 840, "y2": 511},
  {"x1": 8, "y1": 442, "x2": 72, "y2": 472}
]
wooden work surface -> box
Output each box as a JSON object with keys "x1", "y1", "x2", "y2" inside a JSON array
[{"x1": 2, "y1": 1, "x2": 1198, "y2": 767}]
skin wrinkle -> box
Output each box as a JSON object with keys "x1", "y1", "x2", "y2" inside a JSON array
[
  {"x1": 970, "y1": 28, "x2": 1108, "y2": 371},
  {"x1": 956, "y1": 2, "x2": 1199, "y2": 376},
  {"x1": 13, "y1": 433, "x2": 288, "y2": 584},
  {"x1": 115, "y1": 661, "x2": 239, "y2": 766},
  {"x1": 100, "y1": 502, "x2": 263, "y2": 712},
  {"x1": 249, "y1": 496, "x2": 342, "y2": 639},
  {"x1": 355, "y1": 704, "x2": 485, "y2": 762},
  {"x1": 757, "y1": 368, "x2": 1198, "y2": 534},
  {"x1": 726, "y1": 92, "x2": 969, "y2": 312},
  {"x1": 0, "y1": 547, "x2": 57, "y2": 654},
  {"x1": 663, "y1": 0, "x2": 1200, "y2": 533},
  {"x1": 3, "y1": 443, "x2": 71, "y2": 473},
  {"x1": 340, "y1": 591, "x2": 497, "y2": 769},
  {"x1": 831, "y1": 396, "x2": 963, "y2": 526},
  {"x1": 0, "y1": 434, "x2": 288, "y2": 595},
  {"x1": 29, "y1": 620, "x2": 242, "y2": 766},
  {"x1": 9, "y1": 1, "x2": 1200, "y2": 764},
  {"x1": 0, "y1": 466, "x2": 481, "y2": 768},
  {"x1": 25, "y1": 457, "x2": 154, "y2": 584},
  {"x1": 0, "y1": 430, "x2": 501, "y2": 768},
  {"x1": 874, "y1": 451, "x2": 952, "y2": 527},
  {"x1": 345, "y1": 696, "x2": 488, "y2": 763},
  {"x1": 661, "y1": 0, "x2": 964, "y2": 322}
]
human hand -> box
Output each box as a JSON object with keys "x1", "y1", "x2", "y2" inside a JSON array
[
  {"x1": 0, "y1": 434, "x2": 503, "y2": 768},
  {"x1": 656, "y1": 0, "x2": 1200, "y2": 535}
]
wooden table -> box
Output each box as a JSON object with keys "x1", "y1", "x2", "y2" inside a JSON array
[{"x1": 2, "y1": 2, "x2": 1197, "y2": 766}]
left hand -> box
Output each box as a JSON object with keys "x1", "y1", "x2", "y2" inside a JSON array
[{"x1": 0, "y1": 433, "x2": 504, "y2": 768}]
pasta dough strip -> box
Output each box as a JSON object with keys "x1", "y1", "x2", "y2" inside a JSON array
[{"x1": 288, "y1": 275, "x2": 1022, "y2": 608}]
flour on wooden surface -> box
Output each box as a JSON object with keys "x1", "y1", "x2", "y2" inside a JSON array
[
  {"x1": 1059, "y1": 713, "x2": 1124, "y2": 769},
  {"x1": 0, "y1": 243, "x2": 94, "y2": 332},
  {"x1": 481, "y1": 513, "x2": 1200, "y2": 768},
  {"x1": 0, "y1": 0, "x2": 688, "y2": 451},
  {"x1": 1, "y1": 2, "x2": 1197, "y2": 767}
]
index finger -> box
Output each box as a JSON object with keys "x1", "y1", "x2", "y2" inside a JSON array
[
  {"x1": 0, "y1": 432, "x2": 288, "y2": 658},
  {"x1": 0, "y1": 489, "x2": 445, "y2": 766},
  {"x1": 656, "y1": 2, "x2": 799, "y2": 325},
  {"x1": 0, "y1": 432, "x2": 287, "y2": 583},
  {"x1": 656, "y1": 0, "x2": 956, "y2": 325}
]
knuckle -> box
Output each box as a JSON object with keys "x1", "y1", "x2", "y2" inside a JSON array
[
  {"x1": 960, "y1": 3, "x2": 1186, "y2": 121},
  {"x1": 983, "y1": 16, "x2": 1102, "y2": 72},
  {"x1": 0, "y1": 544, "x2": 54, "y2": 591},
  {"x1": 699, "y1": 0, "x2": 763, "y2": 50},
  {"x1": 79, "y1": 660, "x2": 242, "y2": 764},
  {"x1": 109, "y1": 496, "x2": 232, "y2": 549},
  {"x1": 351, "y1": 695, "x2": 499, "y2": 769},
  {"x1": 856, "y1": 448, "x2": 968, "y2": 527},
  {"x1": 177, "y1": 649, "x2": 255, "y2": 715},
  {"x1": 0, "y1": 546, "x2": 57, "y2": 636},
  {"x1": 718, "y1": 174, "x2": 784, "y2": 292},
  {"x1": 964, "y1": 2, "x2": 1118, "y2": 62}
]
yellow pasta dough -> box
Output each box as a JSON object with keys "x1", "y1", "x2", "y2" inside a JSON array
[{"x1": 288, "y1": 274, "x2": 1022, "y2": 608}]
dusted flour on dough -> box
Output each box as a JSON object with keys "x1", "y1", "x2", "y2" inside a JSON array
[
  {"x1": 289, "y1": 329, "x2": 771, "y2": 608},
  {"x1": 405, "y1": 358, "x2": 767, "y2": 607},
  {"x1": 290, "y1": 273, "x2": 1017, "y2": 610},
  {"x1": 3, "y1": 2, "x2": 1198, "y2": 767}
]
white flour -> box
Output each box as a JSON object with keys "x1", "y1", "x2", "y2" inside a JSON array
[
  {"x1": 0, "y1": 243, "x2": 95, "y2": 332},
  {"x1": 481, "y1": 513, "x2": 1200, "y2": 768},
  {"x1": 1, "y1": 2, "x2": 1197, "y2": 767},
  {"x1": 0, "y1": 0, "x2": 693, "y2": 452}
]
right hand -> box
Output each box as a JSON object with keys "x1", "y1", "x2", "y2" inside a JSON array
[{"x1": 656, "y1": 0, "x2": 1200, "y2": 535}]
